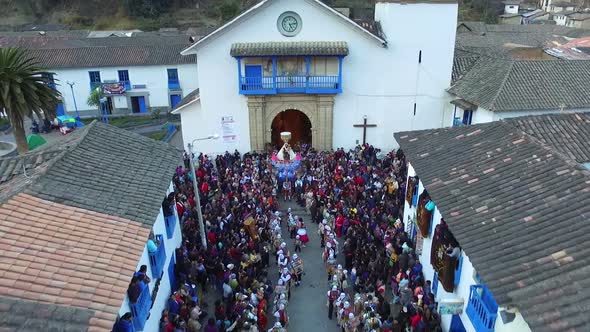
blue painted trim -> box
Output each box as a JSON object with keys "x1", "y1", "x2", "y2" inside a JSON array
[
  {"x1": 432, "y1": 271, "x2": 439, "y2": 298},
  {"x1": 450, "y1": 315, "x2": 467, "y2": 332},
  {"x1": 148, "y1": 234, "x2": 166, "y2": 279},
  {"x1": 466, "y1": 285, "x2": 498, "y2": 332},
  {"x1": 272, "y1": 56, "x2": 277, "y2": 90},
  {"x1": 164, "y1": 215, "x2": 176, "y2": 239},
  {"x1": 237, "y1": 57, "x2": 242, "y2": 93},
  {"x1": 305, "y1": 56, "x2": 310, "y2": 90},
  {"x1": 455, "y1": 254, "x2": 463, "y2": 286},
  {"x1": 338, "y1": 56, "x2": 343, "y2": 92},
  {"x1": 130, "y1": 285, "x2": 152, "y2": 331}
]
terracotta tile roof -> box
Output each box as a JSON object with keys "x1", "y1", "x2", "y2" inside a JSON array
[
  {"x1": 395, "y1": 115, "x2": 590, "y2": 331},
  {"x1": 0, "y1": 193, "x2": 150, "y2": 331}
]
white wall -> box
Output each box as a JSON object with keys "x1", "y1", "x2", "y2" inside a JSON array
[
  {"x1": 504, "y1": 4, "x2": 520, "y2": 14},
  {"x1": 53, "y1": 63, "x2": 198, "y2": 116},
  {"x1": 117, "y1": 182, "x2": 183, "y2": 332},
  {"x1": 554, "y1": 14, "x2": 568, "y2": 25},
  {"x1": 403, "y1": 163, "x2": 532, "y2": 332},
  {"x1": 185, "y1": 0, "x2": 457, "y2": 154},
  {"x1": 468, "y1": 107, "x2": 590, "y2": 125}
]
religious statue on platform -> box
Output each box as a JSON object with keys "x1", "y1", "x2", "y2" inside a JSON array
[
  {"x1": 277, "y1": 132, "x2": 297, "y2": 162},
  {"x1": 271, "y1": 131, "x2": 301, "y2": 178}
]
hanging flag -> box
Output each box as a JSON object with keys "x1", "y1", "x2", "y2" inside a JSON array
[{"x1": 102, "y1": 82, "x2": 126, "y2": 95}]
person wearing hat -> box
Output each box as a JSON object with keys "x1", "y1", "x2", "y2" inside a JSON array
[
  {"x1": 327, "y1": 285, "x2": 340, "y2": 320},
  {"x1": 267, "y1": 321, "x2": 286, "y2": 332},
  {"x1": 291, "y1": 253, "x2": 304, "y2": 286}
]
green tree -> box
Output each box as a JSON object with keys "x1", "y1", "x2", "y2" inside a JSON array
[
  {"x1": 0, "y1": 48, "x2": 60, "y2": 155},
  {"x1": 87, "y1": 87, "x2": 102, "y2": 113},
  {"x1": 219, "y1": 0, "x2": 240, "y2": 21}
]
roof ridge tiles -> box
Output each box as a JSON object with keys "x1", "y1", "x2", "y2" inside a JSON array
[{"x1": 488, "y1": 60, "x2": 515, "y2": 112}]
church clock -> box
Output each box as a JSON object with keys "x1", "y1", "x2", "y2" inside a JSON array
[{"x1": 277, "y1": 11, "x2": 302, "y2": 37}]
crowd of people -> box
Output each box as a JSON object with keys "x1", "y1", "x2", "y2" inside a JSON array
[{"x1": 125, "y1": 144, "x2": 443, "y2": 332}]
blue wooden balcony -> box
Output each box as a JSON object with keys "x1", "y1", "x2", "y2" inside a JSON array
[
  {"x1": 130, "y1": 284, "x2": 152, "y2": 331},
  {"x1": 239, "y1": 74, "x2": 341, "y2": 95},
  {"x1": 148, "y1": 234, "x2": 166, "y2": 279},
  {"x1": 232, "y1": 41, "x2": 348, "y2": 96},
  {"x1": 466, "y1": 285, "x2": 498, "y2": 332}
]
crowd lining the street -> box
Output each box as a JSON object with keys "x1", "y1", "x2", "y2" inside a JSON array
[{"x1": 119, "y1": 145, "x2": 443, "y2": 332}]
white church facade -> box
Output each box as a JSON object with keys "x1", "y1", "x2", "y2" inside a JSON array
[{"x1": 176, "y1": 0, "x2": 458, "y2": 154}]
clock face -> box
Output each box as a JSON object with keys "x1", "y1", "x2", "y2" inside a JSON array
[
  {"x1": 278, "y1": 12, "x2": 302, "y2": 37},
  {"x1": 282, "y1": 16, "x2": 298, "y2": 33}
]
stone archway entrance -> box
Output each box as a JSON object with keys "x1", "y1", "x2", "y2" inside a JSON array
[
  {"x1": 271, "y1": 109, "x2": 312, "y2": 149},
  {"x1": 247, "y1": 94, "x2": 335, "y2": 151}
]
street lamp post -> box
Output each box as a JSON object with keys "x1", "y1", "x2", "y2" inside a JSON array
[
  {"x1": 66, "y1": 81, "x2": 81, "y2": 121},
  {"x1": 187, "y1": 134, "x2": 219, "y2": 249}
]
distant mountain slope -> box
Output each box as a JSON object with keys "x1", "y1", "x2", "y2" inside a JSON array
[{"x1": 0, "y1": 0, "x2": 501, "y2": 32}]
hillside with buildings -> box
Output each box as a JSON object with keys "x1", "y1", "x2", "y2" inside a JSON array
[{"x1": 0, "y1": 0, "x2": 505, "y2": 31}]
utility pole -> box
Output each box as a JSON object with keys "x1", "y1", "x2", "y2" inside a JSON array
[
  {"x1": 66, "y1": 81, "x2": 81, "y2": 121},
  {"x1": 187, "y1": 134, "x2": 219, "y2": 249}
]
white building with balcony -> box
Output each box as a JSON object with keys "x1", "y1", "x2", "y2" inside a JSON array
[
  {"x1": 0, "y1": 32, "x2": 198, "y2": 117},
  {"x1": 174, "y1": 0, "x2": 458, "y2": 154}
]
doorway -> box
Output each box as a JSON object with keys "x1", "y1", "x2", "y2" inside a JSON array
[
  {"x1": 271, "y1": 109, "x2": 312, "y2": 150},
  {"x1": 131, "y1": 96, "x2": 147, "y2": 113}
]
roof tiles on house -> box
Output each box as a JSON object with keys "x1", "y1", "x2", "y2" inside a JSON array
[
  {"x1": 0, "y1": 121, "x2": 181, "y2": 225},
  {"x1": 508, "y1": 113, "x2": 590, "y2": 163},
  {"x1": 448, "y1": 59, "x2": 590, "y2": 112},
  {"x1": 230, "y1": 41, "x2": 349, "y2": 57},
  {"x1": 0, "y1": 35, "x2": 196, "y2": 68},
  {"x1": 395, "y1": 114, "x2": 590, "y2": 332},
  {"x1": 0, "y1": 193, "x2": 150, "y2": 331}
]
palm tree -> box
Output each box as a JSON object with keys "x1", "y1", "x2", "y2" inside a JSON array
[{"x1": 0, "y1": 48, "x2": 61, "y2": 154}]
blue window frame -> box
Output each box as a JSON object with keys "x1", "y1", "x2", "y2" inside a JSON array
[
  {"x1": 89, "y1": 71, "x2": 101, "y2": 90},
  {"x1": 164, "y1": 214, "x2": 176, "y2": 239},
  {"x1": 432, "y1": 271, "x2": 439, "y2": 298},
  {"x1": 429, "y1": 206, "x2": 435, "y2": 236},
  {"x1": 170, "y1": 94, "x2": 182, "y2": 109},
  {"x1": 167, "y1": 68, "x2": 180, "y2": 90},
  {"x1": 466, "y1": 285, "x2": 498, "y2": 332},
  {"x1": 130, "y1": 283, "x2": 152, "y2": 331},
  {"x1": 168, "y1": 254, "x2": 176, "y2": 292},
  {"x1": 411, "y1": 180, "x2": 419, "y2": 206},
  {"x1": 148, "y1": 234, "x2": 166, "y2": 279},
  {"x1": 462, "y1": 110, "x2": 474, "y2": 125},
  {"x1": 455, "y1": 253, "x2": 463, "y2": 287},
  {"x1": 118, "y1": 70, "x2": 131, "y2": 90},
  {"x1": 450, "y1": 314, "x2": 467, "y2": 332}
]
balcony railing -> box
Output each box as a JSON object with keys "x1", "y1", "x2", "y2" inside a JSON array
[
  {"x1": 164, "y1": 215, "x2": 176, "y2": 239},
  {"x1": 168, "y1": 79, "x2": 180, "y2": 90},
  {"x1": 239, "y1": 75, "x2": 340, "y2": 95},
  {"x1": 121, "y1": 80, "x2": 132, "y2": 91},
  {"x1": 148, "y1": 234, "x2": 166, "y2": 279},
  {"x1": 466, "y1": 285, "x2": 498, "y2": 332},
  {"x1": 130, "y1": 284, "x2": 152, "y2": 331}
]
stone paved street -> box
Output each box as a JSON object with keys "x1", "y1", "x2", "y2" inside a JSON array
[{"x1": 277, "y1": 200, "x2": 341, "y2": 332}]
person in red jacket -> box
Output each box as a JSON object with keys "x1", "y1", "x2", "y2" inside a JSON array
[{"x1": 335, "y1": 213, "x2": 344, "y2": 238}]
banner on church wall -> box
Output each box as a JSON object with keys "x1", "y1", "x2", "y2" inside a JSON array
[{"x1": 221, "y1": 116, "x2": 238, "y2": 144}]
